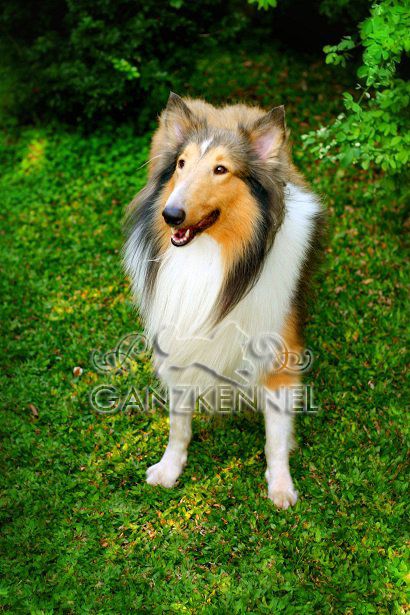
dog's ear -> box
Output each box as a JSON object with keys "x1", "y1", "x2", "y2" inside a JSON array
[
  {"x1": 249, "y1": 106, "x2": 286, "y2": 161},
  {"x1": 162, "y1": 92, "x2": 196, "y2": 144}
]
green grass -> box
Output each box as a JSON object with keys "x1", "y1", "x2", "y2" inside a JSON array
[{"x1": 0, "y1": 48, "x2": 408, "y2": 613}]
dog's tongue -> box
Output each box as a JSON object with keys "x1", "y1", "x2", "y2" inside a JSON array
[{"x1": 174, "y1": 227, "x2": 189, "y2": 239}]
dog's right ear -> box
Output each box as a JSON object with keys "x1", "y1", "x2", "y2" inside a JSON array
[
  {"x1": 248, "y1": 106, "x2": 286, "y2": 162},
  {"x1": 162, "y1": 92, "x2": 196, "y2": 145}
]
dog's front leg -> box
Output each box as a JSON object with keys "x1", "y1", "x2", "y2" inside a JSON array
[
  {"x1": 146, "y1": 387, "x2": 195, "y2": 488},
  {"x1": 262, "y1": 382, "x2": 298, "y2": 509}
]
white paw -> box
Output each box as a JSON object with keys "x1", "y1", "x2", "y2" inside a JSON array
[
  {"x1": 268, "y1": 486, "x2": 298, "y2": 509},
  {"x1": 266, "y1": 468, "x2": 298, "y2": 509},
  {"x1": 146, "y1": 455, "x2": 185, "y2": 488}
]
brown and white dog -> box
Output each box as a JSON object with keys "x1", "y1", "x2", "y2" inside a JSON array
[{"x1": 124, "y1": 93, "x2": 324, "y2": 509}]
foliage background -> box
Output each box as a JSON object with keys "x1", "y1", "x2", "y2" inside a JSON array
[{"x1": 0, "y1": 0, "x2": 408, "y2": 612}]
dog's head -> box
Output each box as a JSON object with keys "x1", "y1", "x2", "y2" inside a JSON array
[
  {"x1": 153, "y1": 93, "x2": 288, "y2": 253},
  {"x1": 126, "y1": 93, "x2": 293, "y2": 320}
]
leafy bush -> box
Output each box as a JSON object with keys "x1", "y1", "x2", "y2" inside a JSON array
[
  {"x1": 304, "y1": 0, "x2": 410, "y2": 178},
  {"x1": 2, "y1": 0, "x2": 408, "y2": 184},
  {"x1": 0, "y1": 0, "x2": 247, "y2": 125},
  {"x1": 1, "y1": 0, "x2": 370, "y2": 126}
]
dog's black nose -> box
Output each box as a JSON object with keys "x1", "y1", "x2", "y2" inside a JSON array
[{"x1": 162, "y1": 206, "x2": 186, "y2": 226}]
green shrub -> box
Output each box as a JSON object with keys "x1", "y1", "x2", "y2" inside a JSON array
[
  {"x1": 2, "y1": 0, "x2": 408, "y2": 184},
  {"x1": 303, "y1": 0, "x2": 410, "y2": 179},
  {"x1": 0, "y1": 0, "x2": 247, "y2": 126}
]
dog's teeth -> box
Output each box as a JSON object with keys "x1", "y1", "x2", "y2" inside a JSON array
[{"x1": 171, "y1": 227, "x2": 193, "y2": 246}]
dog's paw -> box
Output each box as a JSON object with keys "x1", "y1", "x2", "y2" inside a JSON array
[
  {"x1": 146, "y1": 456, "x2": 185, "y2": 488},
  {"x1": 266, "y1": 468, "x2": 298, "y2": 509},
  {"x1": 268, "y1": 487, "x2": 298, "y2": 509}
]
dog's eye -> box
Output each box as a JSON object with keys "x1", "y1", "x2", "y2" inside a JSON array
[
  {"x1": 214, "y1": 165, "x2": 228, "y2": 175},
  {"x1": 177, "y1": 159, "x2": 185, "y2": 169}
]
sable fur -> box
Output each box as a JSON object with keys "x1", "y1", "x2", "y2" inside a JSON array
[
  {"x1": 123, "y1": 94, "x2": 326, "y2": 508},
  {"x1": 125, "y1": 93, "x2": 314, "y2": 324}
]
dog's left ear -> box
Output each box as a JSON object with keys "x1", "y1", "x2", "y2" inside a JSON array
[
  {"x1": 249, "y1": 106, "x2": 286, "y2": 161},
  {"x1": 163, "y1": 92, "x2": 197, "y2": 144}
]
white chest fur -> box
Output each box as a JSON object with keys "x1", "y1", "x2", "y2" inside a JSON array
[{"x1": 125, "y1": 183, "x2": 321, "y2": 389}]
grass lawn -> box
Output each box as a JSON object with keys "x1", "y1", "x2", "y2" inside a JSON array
[{"x1": 0, "y1": 47, "x2": 408, "y2": 613}]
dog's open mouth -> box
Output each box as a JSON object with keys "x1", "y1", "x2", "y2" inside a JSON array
[{"x1": 170, "y1": 210, "x2": 220, "y2": 247}]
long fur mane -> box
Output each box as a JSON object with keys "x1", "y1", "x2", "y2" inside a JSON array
[{"x1": 124, "y1": 98, "x2": 294, "y2": 324}]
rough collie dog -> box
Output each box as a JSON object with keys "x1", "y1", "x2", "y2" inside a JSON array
[{"x1": 124, "y1": 93, "x2": 324, "y2": 509}]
